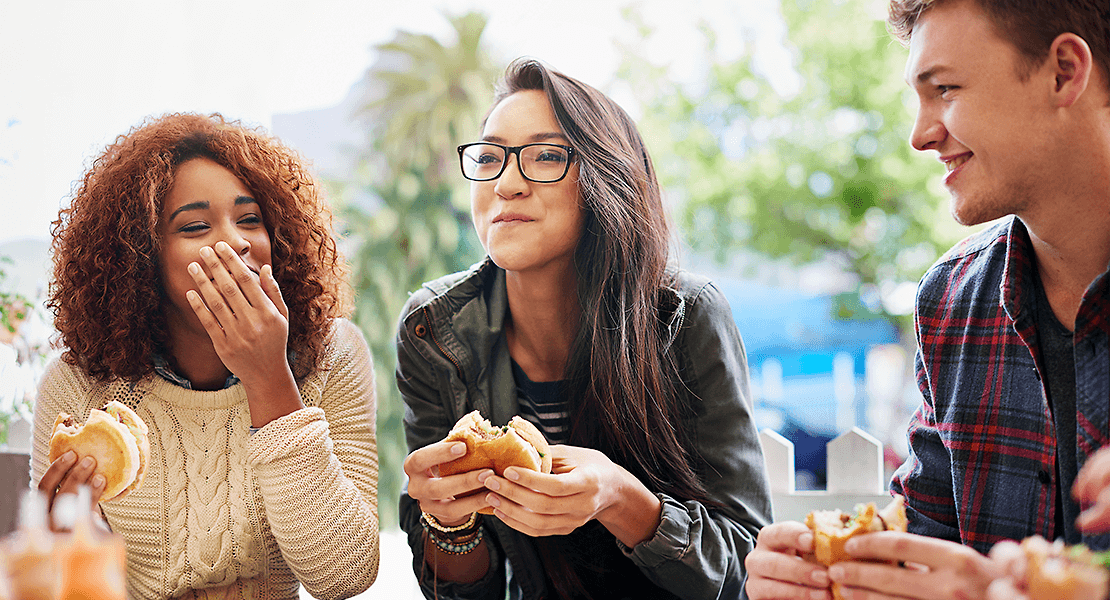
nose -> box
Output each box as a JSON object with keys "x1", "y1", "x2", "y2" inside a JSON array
[
  {"x1": 909, "y1": 104, "x2": 946, "y2": 152},
  {"x1": 493, "y1": 152, "x2": 529, "y2": 199},
  {"x1": 218, "y1": 226, "x2": 251, "y2": 257}
]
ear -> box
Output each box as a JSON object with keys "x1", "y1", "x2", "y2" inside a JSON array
[{"x1": 1048, "y1": 33, "x2": 1093, "y2": 107}]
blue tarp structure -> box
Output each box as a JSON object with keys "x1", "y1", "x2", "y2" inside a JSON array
[
  {"x1": 715, "y1": 278, "x2": 900, "y2": 374},
  {"x1": 714, "y1": 278, "x2": 901, "y2": 487}
]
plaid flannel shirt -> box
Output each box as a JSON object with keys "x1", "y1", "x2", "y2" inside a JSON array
[{"x1": 891, "y1": 216, "x2": 1110, "y2": 554}]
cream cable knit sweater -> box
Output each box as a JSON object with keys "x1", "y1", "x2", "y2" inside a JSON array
[{"x1": 31, "y1": 319, "x2": 379, "y2": 600}]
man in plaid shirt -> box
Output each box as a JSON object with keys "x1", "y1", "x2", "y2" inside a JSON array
[{"x1": 745, "y1": 0, "x2": 1110, "y2": 598}]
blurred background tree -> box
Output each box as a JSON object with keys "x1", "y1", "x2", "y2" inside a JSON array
[
  {"x1": 619, "y1": 0, "x2": 967, "y2": 330},
  {"x1": 337, "y1": 12, "x2": 499, "y2": 528}
]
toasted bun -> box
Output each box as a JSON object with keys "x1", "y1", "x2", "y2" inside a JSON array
[
  {"x1": 805, "y1": 496, "x2": 907, "y2": 600},
  {"x1": 48, "y1": 401, "x2": 149, "y2": 502},
  {"x1": 438, "y1": 411, "x2": 551, "y2": 514},
  {"x1": 1022, "y1": 536, "x2": 1110, "y2": 600}
]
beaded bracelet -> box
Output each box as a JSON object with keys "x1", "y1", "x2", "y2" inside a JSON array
[
  {"x1": 421, "y1": 511, "x2": 480, "y2": 537},
  {"x1": 427, "y1": 524, "x2": 484, "y2": 555}
]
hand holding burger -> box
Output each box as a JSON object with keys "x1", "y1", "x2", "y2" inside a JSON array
[
  {"x1": 438, "y1": 411, "x2": 551, "y2": 515},
  {"x1": 47, "y1": 401, "x2": 150, "y2": 503},
  {"x1": 805, "y1": 495, "x2": 908, "y2": 600},
  {"x1": 988, "y1": 536, "x2": 1110, "y2": 600},
  {"x1": 404, "y1": 410, "x2": 552, "y2": 522},
  {"x1": 439, "y1": 411, "x2": 551, "y2": 475}
]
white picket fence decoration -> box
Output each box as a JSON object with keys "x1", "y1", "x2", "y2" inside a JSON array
[{"x1": 760, "y1": 427, "x2": 893, "y2": 522}]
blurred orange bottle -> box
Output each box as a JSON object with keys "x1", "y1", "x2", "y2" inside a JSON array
[
  {"x1": 52, "y1": 487, "x2": 125, "y2": 600},
  {"x1": 3, "y1": 490, "x2": 56, "y2": 600}
]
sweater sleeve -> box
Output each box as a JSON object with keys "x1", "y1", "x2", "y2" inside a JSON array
[
  {"x1": 619, "y1": 280, "x2": 772, "y2": 599},
  {"x1": 248, "y1": 319, "x2": 380, "y2": 599}
]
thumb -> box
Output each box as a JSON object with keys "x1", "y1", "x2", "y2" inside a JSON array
[{"x1": 261, "y1": 264, "x2": 289, "y2": 319}]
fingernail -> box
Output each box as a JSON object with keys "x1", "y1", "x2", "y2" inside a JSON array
[
  {"x1": 486, "y1": 494, "x2": 501, "y2": 507},
  {"x1": 188, "y1": 263, "x2": 200, "y2": 275},
  {"x1": 828, "y1": 565, "x2": 844, "y2": 580},
  {"x1": 811, "y1": 569, "x2": 829, "y2": 585},
  {"x1": 485, "y1": 478, "x2": 500, "y2": 491},
  {"x1": 451, "y1": 443, "x2": 466, "y2": 456},
  {"x1": 62, "y1": 451, "x2": 77, "y2": 464},
  {"x1": 505, "y1": 468, "x2": 519, "y2": 481},
  {"x1": 200, "y1": 246, "x2": 213, "y2": 258},
  {"x1": 215, "y1": 241, "x2": 230, "y2": 253},
  {"x1": 812, "y1": 590, "x2": 832, "y2": 600},
  {"x1": 80, "y1": 456, "x2": 94, "y2": 468},
  {"x1": 799, "y1": 531, "x2": 814, "y2": 549},
  {"x1": 91, "y1": 474, "x2": 105, "y2": 489}
]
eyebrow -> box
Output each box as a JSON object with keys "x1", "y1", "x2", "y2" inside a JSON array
[
  {"x1": 168, "y1": 195, "x2": 258, "y2": 222},
  {"x1": 481, "y1": 132, "x2": 569, "y2": 144},
  {"x1": 908, "y1": 65, "x2": 951, "y2": 86}
]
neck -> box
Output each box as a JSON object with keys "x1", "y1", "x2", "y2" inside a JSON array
[
  {"x1": 503, "y1": 263, "x2": 580, "y2": 382},
  {"x1": 1020, "y1": 109, "x2": 1110, "y2": 330},
  {"x1": 164, "y1": 313, "x2": 231, "y2": 391},
  {"x1": 1023, "y1": 204, "x2": 1110, "y2": 331}
]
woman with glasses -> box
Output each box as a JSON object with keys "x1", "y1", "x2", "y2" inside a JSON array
[{"x1": 397, "y1": 58, "x2": 771, "y2": 600}]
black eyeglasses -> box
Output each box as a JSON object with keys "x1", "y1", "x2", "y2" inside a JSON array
[{"x1": 457, "y1": 142, "x2": 576, "y2": 183}]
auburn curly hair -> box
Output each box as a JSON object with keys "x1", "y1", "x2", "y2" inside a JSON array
[{"x1": 49, "y1": 112, "x2": 351, "y2": 383}]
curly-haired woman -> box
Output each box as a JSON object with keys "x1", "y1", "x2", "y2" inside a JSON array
[
  {"x1": 397, "y1": 58, "x2": 771, "y2": 600},
  {"x1": 31, "y1": 113, "x2": 379, "y2": 599}
]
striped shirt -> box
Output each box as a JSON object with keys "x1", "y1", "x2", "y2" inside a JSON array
[
  {"x1": 891, "y1": 216, "x2": 1110, "y2": 553},
  {"x1": 511, "y1": 359, "x2": 570, "y2": 445}
]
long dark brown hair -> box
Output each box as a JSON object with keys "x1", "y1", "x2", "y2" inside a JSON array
[
  {"x1": 493, "y1": 58, "x2": 710, "y2": 597},
  {"x1": 49, "y1": 113, "x2": 350, "y2": 383}
]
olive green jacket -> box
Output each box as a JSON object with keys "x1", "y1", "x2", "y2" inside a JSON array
[{"x1": 396, "y1": 258, "x2": 771, "y2": 600}]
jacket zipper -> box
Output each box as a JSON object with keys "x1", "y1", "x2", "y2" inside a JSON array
[{"x1": 423, "y1": 308, "x2": 464, "y2": 379}]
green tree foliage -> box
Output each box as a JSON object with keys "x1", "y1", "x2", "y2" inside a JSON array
[
  {"x1": 621, "y1": 0, "x2": 968, "y2": 328},
  {"x1": 339, "y1": 12, "x2": 498, "y2": 529}
]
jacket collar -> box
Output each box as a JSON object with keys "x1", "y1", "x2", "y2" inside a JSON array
[{"x1": 415, "y1": 256, "x2": 689, "y2": 358}]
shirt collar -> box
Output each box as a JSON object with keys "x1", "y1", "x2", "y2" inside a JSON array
[
  {"x1": 1000, "y1": 217, "x2": 1038, "y2": 325},
  {"x1": 1001, "y1": 216, "x2": 1110, "y2": 340},
  {"x1": 150, "y1": 353, "x2": 240, "y2": 390}
]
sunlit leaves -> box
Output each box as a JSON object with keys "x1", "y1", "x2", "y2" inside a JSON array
[{"x1": 622, "y1": 0, "x2": 962, "y2": 324}]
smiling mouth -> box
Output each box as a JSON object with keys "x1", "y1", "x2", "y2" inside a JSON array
[
  {"x1": 493, "y1": 215, "x2": 533, "y2": 224},
  {"x1": 944, "y1": 154, "x2": 972, "y2": 172}
]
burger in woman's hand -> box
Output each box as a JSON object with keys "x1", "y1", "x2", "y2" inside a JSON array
[
  {"x1": 48, "y1": 401, "x2": 149, "y2": 502},
  {"x1": 439, "y1": 410, "x2": 551, "y2": 475}
]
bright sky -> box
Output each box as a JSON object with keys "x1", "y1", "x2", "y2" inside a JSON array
[{"x1": 0, "y1": 0, "x2": 789, "y2": 246}]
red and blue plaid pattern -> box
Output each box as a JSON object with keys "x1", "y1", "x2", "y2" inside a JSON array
[{"x1": 891, "y1": 217, "x2": 1110, "y2": 553}]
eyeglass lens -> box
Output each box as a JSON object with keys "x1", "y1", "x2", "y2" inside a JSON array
[{"x1": 460, "y1": 144, "x2": 570, "y2": 182}]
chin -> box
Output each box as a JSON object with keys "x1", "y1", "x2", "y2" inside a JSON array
[
  {"x1": 487, "y1": 254, "x2": 533, "y2": 273},
  {"x1": 949, "y1": 196, "x2": 1012, "y2": 227}
]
